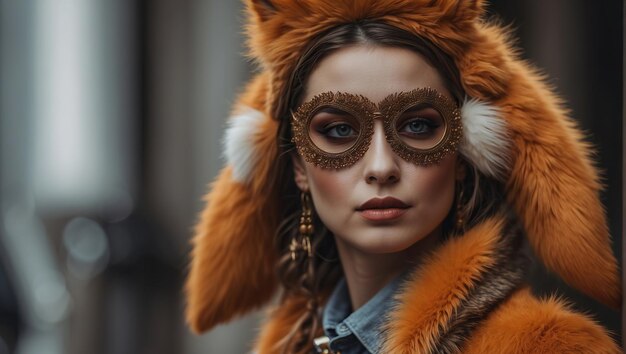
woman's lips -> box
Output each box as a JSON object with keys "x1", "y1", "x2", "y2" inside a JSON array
[
  {"x1": 356, "y1": 197, "x2": 410, "y2": 221},
  {"x1": 358, "y1": 208, "x2": 409, "y2": 221}
]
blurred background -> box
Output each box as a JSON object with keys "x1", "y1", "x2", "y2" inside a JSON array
[{"x1": 0, "y1": 0, "x2": 622, "y2": 353}]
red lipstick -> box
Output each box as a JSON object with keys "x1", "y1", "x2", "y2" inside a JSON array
[{"x1": 356, "y1": 197, "x2": 410, "y2": 221}]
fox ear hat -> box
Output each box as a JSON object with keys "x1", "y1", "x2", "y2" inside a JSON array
[{"x1": 185, "y1": 0, "x2": 621, "y2": 333}]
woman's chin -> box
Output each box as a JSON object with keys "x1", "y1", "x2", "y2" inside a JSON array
[{"x1": 339, "y1": 231, "x2": 428, "y2": 255}]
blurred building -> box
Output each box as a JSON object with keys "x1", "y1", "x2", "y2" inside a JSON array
[{"x1": 0, "y1": 1, "x2": 622, "y2": 353}]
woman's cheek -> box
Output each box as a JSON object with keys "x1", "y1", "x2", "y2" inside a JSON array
[
  {"x1": 307, "y1": 165, "x2": 354, "y2": 201},
  {"x1": 409, "y1": 157, "x2": 457, "y2": 209},
  {"x1": 305, "y1": 164, "x2": 359, "y2": 236}
]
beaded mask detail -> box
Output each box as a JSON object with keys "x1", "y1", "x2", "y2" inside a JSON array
[{"x1": 291, "y1": 87, "x2": 462, "y2": 169}]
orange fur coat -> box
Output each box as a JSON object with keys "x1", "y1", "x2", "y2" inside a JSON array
[{"x1": 252, "y1": 212, "x2": 620, "y2": 353}]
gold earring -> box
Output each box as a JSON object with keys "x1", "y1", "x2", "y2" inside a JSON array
[
  {"x1": 455, "y1": 182, "x2": 467, "y2": 234},
  {"x1": 290, "y1": 191, "x2": 314, "y2": 261}
]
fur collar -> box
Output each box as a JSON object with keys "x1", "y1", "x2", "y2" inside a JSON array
[{"x1": 255, "y1": 210, "x2": 527, "y2": 353}]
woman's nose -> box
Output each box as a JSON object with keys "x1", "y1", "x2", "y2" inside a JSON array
[{"x1": 363, "y1": 121, "x2": 400, "y2": 185}]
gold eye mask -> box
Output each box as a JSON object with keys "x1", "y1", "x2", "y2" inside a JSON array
[{"x1": 291, "y1": 87, "x2": 462, "y2": 169}]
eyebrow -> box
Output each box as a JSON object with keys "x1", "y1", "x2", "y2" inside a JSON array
[
  {"x1": 403, "y1": 104, "x2": 437, "y2": 114},
  {"x1": 315, "y1": 106, "x2": 353, "y2": 115}
]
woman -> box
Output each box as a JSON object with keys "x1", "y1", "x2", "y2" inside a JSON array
[{"x1": 185, "y1": 1, "x2": 621, "y2": 353}]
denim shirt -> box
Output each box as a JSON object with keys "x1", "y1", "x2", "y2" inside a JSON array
[{"x1": 321, "y1": 272, "x2": 409, "y2": 354}]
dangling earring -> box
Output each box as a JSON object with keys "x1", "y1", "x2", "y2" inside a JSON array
[
  {"x1": 455, "y1": 182, "x2": 468, "y2": 234},
  {"x1": 290, "y1": 191, "x2": 313, "y2": 261}
]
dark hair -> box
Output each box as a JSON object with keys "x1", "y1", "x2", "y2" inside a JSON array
[{"x1": 272, "y1": 20, "x2": 504, "y2": 354}]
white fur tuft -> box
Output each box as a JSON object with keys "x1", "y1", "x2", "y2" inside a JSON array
[
  {"x1": 223, "y1": 107, "x2": 265, "y2": 183},
  {"x1": 460, "y1": 98, "x2": 511, "y2": 180}
]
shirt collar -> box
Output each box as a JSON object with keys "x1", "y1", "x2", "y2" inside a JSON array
[{"x1": 322, "y1": 271, "x2": 409, "y2": 353}]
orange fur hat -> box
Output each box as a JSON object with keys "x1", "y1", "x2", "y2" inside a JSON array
[{"x1": 186, "y1": 0, "x2": 621, "y2": 333}]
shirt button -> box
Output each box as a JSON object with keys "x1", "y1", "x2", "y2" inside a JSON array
[{"x1": 336, "y1": 323, "x2": 348, "y2": 334}]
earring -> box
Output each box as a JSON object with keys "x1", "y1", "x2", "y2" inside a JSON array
[
  {"x1": 290, "y1": 191, "x2": 314, "y2": 261},
  {"x1": 455, "y1": 182, "x2": 467, "y2": 234}
]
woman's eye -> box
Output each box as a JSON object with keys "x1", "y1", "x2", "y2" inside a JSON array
[
  {"x1": 398, "y1": 117, "x2": 439, "y2": 137},
  {"x1": 321, "y1": 123, "x2": 357, "y2": 139}
]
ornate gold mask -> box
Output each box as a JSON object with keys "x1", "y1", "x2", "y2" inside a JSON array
[{"x1": 291, "y1": 87, "x2": 462, "y2": 169}]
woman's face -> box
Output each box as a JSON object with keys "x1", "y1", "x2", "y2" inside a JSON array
[{"x1": 292, "y1": 45, "x2": 462, "y2": 255}]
